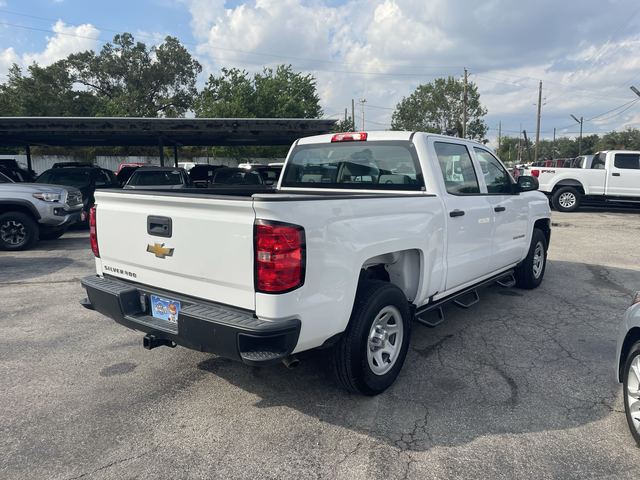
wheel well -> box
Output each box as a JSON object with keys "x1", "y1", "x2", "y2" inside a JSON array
[
  {"x1": 0, "y1": 204, "x2": 38, "y2": 220},
  {"x1": 360, "y1": 249, "x2": 421, "y2": 302},
  {"x1": 534, "y1": 218, "x2": 551, "y2": 246},
  {"x1": 619, "y1": 327, "x2": 640, "y2": 382},
  {"x1": 553, "y1": 181, "x2": 585, "y2": 195}
]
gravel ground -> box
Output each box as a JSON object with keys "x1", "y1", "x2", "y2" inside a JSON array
[{"x1": 1, "y1": 208, "x2": 640, "y2": 480}]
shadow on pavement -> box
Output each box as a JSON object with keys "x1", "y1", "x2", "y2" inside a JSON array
[{"x1": 194, "y1": 260, "x2": 635, "y2": 451}]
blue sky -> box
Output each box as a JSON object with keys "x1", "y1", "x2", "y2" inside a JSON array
[
  {"x1": 2, "y1": 0, "x2": 640, "y2": 145},
  {"x1": 0, "y1": 0, "x2": 196, "y2": 52}
]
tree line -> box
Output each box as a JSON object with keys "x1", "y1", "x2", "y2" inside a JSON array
[
  {"x1": 1, "y1": 32, "x2": 638, "y2": 160},
  {"x1": 497, "y1": 129, "x2": 640, "y2": 164}
]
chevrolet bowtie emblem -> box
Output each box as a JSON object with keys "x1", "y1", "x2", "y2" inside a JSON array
[{"x1": 146, "y1": 243, "x2": 174, "y2": 259}]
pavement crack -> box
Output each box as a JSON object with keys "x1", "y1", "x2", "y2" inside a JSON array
[
  {"x1": 414, "y1": 334, "x2": 453, "y2": 359},
  {"x1": 64, "y1": 448, "x2": 156, "y2": 480},
  {"x1": 586, "y1": 264, "x2": 633, "y2": 296}
]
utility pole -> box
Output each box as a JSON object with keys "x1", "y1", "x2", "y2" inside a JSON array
[
  {"x1": 523, "y1": 129, "x2": 532, "y2": 163},
  {"x1": 351, "y1": 99, "x2": 356, "y2": 131},
  {"x1": 518, "y1": 123, "x2": 522, "y2": 162},
  {"x1": 359, "y1": 98, "x2": 367, "y2": 130},
  {"x1": 498, "y1": 121, "x2": 502, "y2": 151},
  {"x1": 344, "y1": 108, "x2": 347, "y2": 124},
  {"x1": 462, "y1": 68, "x2": 468, "y2": 138},
  {"x1": 570, "y1": 114, "x2": 583, "y2": 155},
  {"x1": 534, "y1": 80, "x2": 542, "y2": 162}
]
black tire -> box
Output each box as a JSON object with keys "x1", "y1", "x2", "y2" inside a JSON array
[
  {"x1": 332, "y1": 280, "x2": 412, "y2": 395},
  {"x1": 622, "y1": 341, "x2": 640, "y2": 446},
  {"x1": 515, "y1": 228, "x2": 547, "y2": 289},
  {"x1": 0, "y1": 212, "x2": 39, "y2": 251},
  {"x1": 552, "y1": 186, "x2": 581, "y2": 212},
  {"x1": 39, "y1": 227, "x2": 66, "y2": 241}
]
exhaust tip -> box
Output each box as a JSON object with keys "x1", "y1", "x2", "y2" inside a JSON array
[{"x1": 282, "y1": 355, "x2": 300, "y2": 369}]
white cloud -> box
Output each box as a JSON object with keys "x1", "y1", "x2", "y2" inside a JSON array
[
  {"x1": 22, "y1": 21, "x2": 99, "y2": 67},
  {"x1": 1, "y1": 21, "x2": 99, "y2": 77},
  {"x1": 185, "y1": 0, "x2": 640, "y2": 141}
]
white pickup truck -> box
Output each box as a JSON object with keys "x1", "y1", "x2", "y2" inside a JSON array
[
  {"x1": 536, "y1": 150, "x2": 640, "y2": 212},
  {"x1": 81, "y1": 131, "x2": 551, "y2": 395}
]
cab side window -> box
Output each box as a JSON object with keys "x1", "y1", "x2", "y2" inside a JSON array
[
  {"x1": 434, "y1": 142, "x2": 480, "y2": 195},
  {"x1": 95, "y1": 170, "x2": 112, "y2": 186},
  {"x1": 614, "y1": 153, "x2": 640, "y2": 169},
  {"x1": 474, "y1": 148, "x2": 513, "y2": 194}
]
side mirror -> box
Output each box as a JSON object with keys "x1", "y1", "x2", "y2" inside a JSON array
[{"x1": 517, "y1": 175, "x2": 539, "y2": 192}]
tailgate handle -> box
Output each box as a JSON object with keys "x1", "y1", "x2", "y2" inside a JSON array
[{"x1": 147, "y1": 216, "x2": 172, "y2": 238}]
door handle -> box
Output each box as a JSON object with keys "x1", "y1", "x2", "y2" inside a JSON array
[
  {"x1": 449, "y1": 210, "x2": 465, "y2": 218},
  {"x1": 494, "y1": 206, "x2": 506, "y2": 212},
  {"x1": 612, "y1": 172, "x2": 621, "y2": 177}
]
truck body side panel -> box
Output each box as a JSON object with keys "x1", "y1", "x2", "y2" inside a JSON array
[{"x1": 252, "y1": 194, "x2": 446, "y2": 353}]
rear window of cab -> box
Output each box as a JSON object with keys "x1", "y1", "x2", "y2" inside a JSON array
[{"x1": 281, "y1": 141, "x2": 425, "y2": 191}]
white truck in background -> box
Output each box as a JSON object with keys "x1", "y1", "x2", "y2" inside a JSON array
[
  {"x1": 535, "y1": 150, "x2": 640, "y2": 212},
  {"x1": 81, "y1": 131, "x2": 551, "y2": 395}
]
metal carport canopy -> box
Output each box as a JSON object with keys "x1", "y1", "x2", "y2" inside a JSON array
[{"x1": 0, "y1": 117, "x2": 337, "y2": 147}]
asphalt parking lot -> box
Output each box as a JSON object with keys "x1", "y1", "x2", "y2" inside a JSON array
[{"x1": 2, "y1": 209, "x2": 640, "y2": 480}]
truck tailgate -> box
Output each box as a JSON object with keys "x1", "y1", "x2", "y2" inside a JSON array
[{"x1": 94, "y1": 191, "x2": 256, "y2": 310}]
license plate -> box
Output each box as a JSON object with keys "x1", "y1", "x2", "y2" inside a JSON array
[{"x1": 150, "y1": 295, "x2": 181, "y2": 323}]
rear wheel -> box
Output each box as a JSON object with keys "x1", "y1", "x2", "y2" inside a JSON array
[
  {"x1": 515, "y1": 228, "x2": 547, "y2": 289},
  {"x1": 0, "y1": 212, "x2": 39, "y2": 251},
  {"x1": 332, "y1": 280, "x2": 411, "y2": 395},
  {"x1": 623, "y1": 341, "x2": 640, "y2": 446},
  {"x1": 552, "y1": 186, "x2": 581, "y2": 212}
]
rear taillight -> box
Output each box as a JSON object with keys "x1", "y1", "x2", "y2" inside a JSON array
[
  {"x1": 89, "y1": 205, "x2": 99, "y2": 258},
  {"x1": 531, "y1": 169, "x2": 540, "y2": 177},
  {"x1": 255, "y1": 221, "x2": 305, "y2": 293},
  {"x1": 331, "y1": 132, "x2": 367, "y2": 142}
]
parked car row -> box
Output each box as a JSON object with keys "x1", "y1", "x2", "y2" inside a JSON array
[{"x1": 0, "y1": 160, "x2": 284, "y2": 250}]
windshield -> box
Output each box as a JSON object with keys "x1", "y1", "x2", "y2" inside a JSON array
[
  {"x1": 37, "y1": 170, "x2": 91, "y2": 188},
  {"x1": 127, "y1": 170, "x2": 184, "y2": 186},
  {"x1": 281, "y1": 141, "x2": 424, "y2": 190}
]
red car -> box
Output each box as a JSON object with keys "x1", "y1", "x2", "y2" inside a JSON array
[{"x1": 116, "y1": 162, "x2": 149, "y2": 174}]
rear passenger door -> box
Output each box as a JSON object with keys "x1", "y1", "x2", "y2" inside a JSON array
[
  {"x1": 606, "y1": 152, "x2": 640, "y2": 197},
  {"x1": 431, "y1": 140, "x2": 494, "y2": 291},
  {"x1": 473, "y1": 148, "x2": 529, "y2": 270}
]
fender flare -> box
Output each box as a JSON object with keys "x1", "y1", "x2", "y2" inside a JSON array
[
  {"x1": 552, "y1": 179, "x2": 586, "y2": 194},
  {"x1": 0, "y1": 199, "x2": 41, "y2": 219}
]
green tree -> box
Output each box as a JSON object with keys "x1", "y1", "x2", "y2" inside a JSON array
[
  {"x1": 391, "y1": 76, "x2": 488, "y2": 140},
  {"x1": 67, "y1": 33, "x2": 202, "y2": 117},
  {"x1": 0, "y1": 62, "x2": 102, "y2": 116},
  {"x1": 332, "y1": 116, "x2": 355, "y2": 132},
  {"x1": 597, "y1": 129, "x2": 640, "y2": 150},
  {"x1": 195, "y1": 65, "x2": 322, "y2": 119},
  {"x1": 496, "y1": 136, "x2": 521, "y2": 164}
]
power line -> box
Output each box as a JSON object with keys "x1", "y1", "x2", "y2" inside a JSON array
[{"x1": 0, "y1": 21, "x2": 463, "y2": 79}]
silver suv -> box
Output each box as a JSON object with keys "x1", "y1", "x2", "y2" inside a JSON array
[{"x1": 0, "y1": 171, "x2": 83, "y2": 250}]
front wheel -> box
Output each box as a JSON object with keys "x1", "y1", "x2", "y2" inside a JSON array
[
  {"x1": 0, "y1": 212, "x2": 39, "y2": 251},
  {"x1": 552, "y1": 186, "x2": 581, "y2": 212},
  {"x1": 515, "y1": 228, "x2": 547, "y2": 289},
  {"x1": 332, "y1": 280, "x2": 411, "y2": 395},
  {"x1": 623, "y1": 341, "x2": 640, "y2": 446}
]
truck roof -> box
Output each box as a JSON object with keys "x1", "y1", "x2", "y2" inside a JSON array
[{"x1": 296, "y1": 130, "x2": 492, "y2": 150}]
